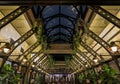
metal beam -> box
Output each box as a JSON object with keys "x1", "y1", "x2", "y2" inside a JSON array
[
  {"x1": 88, "y1": 30, "x2": 112, "y2": 53},
  {"x1": 71, "y1": 59, "x2": 80, "y2": 69},
  {"x1": 43, "y1": 61, "x2": 49, "y2": 69},
  {"x1": 76, "y1": 54, "x2": 120, "y2": 74},
  {"x1": 65, "y1": 60, "x2": 75, "y2": 71},
  {"x1": 18, "y1": 42, "x2": 40, "y2": 61},
  {"x1": 11, "y1": 29, "x2": 35, "y2": 52},
  {"x1": 76, "y1": 48, "x2": 94, "y2": 66},
  {"x1": 80, "y1": 41, "x2": 104, "y2": 60},
  {"x1": 73, "y1": 55, "x2": 86, "y2": 69},
  {"x1": 42, "y1": 59, "x2": 49, "y2": 67},
  {"x1": 39, "y1": 56, "x2": 48, "y2": 65},
  {"x1": 0, "y1": 0, "x2": 120, "y2": 5},
  {"x1": 0, "y1": 29, "x2": 35, "y2": 71},
  {"x1": 74, "y1": 54, "x2": 86, "y2": 65},
  {"x1": 72, "y1": 58, "x2": 84, "y2": 71},
  {"x1": 0, "y1": 6, "x2": 31, "y2": 29},
  {"x1": 22, "y1": 42, "x2": 40, "y2": 56},
  {"x1": 89, "y1": 6, "x2": 120, "y2": 29},
  {"x1": 26, "y1": 49, "x2": 44, "y2": 63},
  {"x1": 69, "y1": 61, "x2": 77, "y2": 70},
  {"x1": 88, "y1": 30, "x2": 120, "y2": 71}
]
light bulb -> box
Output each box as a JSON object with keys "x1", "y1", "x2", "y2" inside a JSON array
[
  {"x1": 23, "y1": 59, "x2": 27, "y2": 62},
  {"x1": 3, "y1": 48, "x2": 10, "y2": 53},
  {"x1": 32, "y1": 65, "x2": 35, "y2": 67},
  {"x1": 111, "y1": 46, "x2": 118, "y2": 52},
  {"x1": 93, "y1": 58, "x2": 98, "y2": 63}
]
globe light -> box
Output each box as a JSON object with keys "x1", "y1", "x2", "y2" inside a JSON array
[{"x1": 3, "y1": 48, "x2": 10, "y2": 54}]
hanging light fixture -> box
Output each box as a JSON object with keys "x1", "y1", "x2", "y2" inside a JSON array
[
  {"x1": 93, "y1": 57, "x2": 98, "y2": 63},
  {"x1": 23, "y1": 59, "x2": 27, "y2": 62},
  {"x1": 32, "y1": 65, "x2": 35, "y2": 67},
  {"x1": 0, "y1": 42, "x2": 11, "y2": 54},
  {"x1": 110, "y1": 41, "x2": 120, "y2": 53},
  {"x1": 3, "y1": 48, "x2": 10, "y2": 54}
]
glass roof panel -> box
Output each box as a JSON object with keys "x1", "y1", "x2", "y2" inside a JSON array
[
  {"x1": 42, "y1": 6, "x2": 59, "y2": 19},
  {"x1": 46, "y1": 17, "x2": 59, "y2": 29},
  {"x1": 48, "y1": 28, "x2": 59, "y2": 36},
  {"x1": 61, "y1": 6, "x2": 77, "y2": 18},
  {"x1": 60, "y1": 17, "x2": 74, "y2": 29}
]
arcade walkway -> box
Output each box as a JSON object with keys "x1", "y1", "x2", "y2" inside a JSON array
[{"x1": 0, "y1": 1, "x2": 120, "y2": 84}]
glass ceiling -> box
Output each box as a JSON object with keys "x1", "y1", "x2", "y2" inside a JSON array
[{"x1": 32, "y1": 5, "x2": 87, "y2": 43}]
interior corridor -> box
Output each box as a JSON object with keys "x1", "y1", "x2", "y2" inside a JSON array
[{"x1": 0, "y1": 1, "x2": 120, "y2": 84}]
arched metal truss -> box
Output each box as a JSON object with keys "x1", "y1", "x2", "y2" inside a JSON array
[
  {"x1": 0, "y1": 4, "x2": 120, "y2": 80},
  {"x1": 0, "y1": 6, "x2": 31, "y2": 29}
]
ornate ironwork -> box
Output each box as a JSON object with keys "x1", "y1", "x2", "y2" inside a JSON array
[
  {"x1": 73, "y1": 55, "x2": 86, "y2": 69},
  {"x1": 0, "y1": 6, "x2": 31, "y2": 29},
  {"x1": 11, "y1": 29, "x2": 35, "y2": 52},
  {"x1": 80, "y1": 41, "x2": 104, "y2": 60},
  {"x1": 88, "y1": 30, "x2": 111, "y2": 52},
  {"x1": 88, "y1": 30, "x2": 120, "y2": 70},
  {"x1": 22, "y1": 42, "x2": 40, "y2": 56},
  {"x1": 76, "y1": 48, "x2": 94, "y2": 66},
  {"x1": 26, "y1": 49, "x2": 44, "y2": 64},
  {"x1": 37, "y1": 56, "x2": 48, "y2": 67},
  {"x1": 18, "y1": 42, "x2": 40, "y2": 61},
  {"x1": 69, "y1": 61, "x2": 77, "y2": 70},
  {"x1": 0, "y1": 29, "x2": 35, "y2": 71},
  {"x1": 71, "y1": 59, "x2": 80, "y2": 69},
  {"x1": 89, "y1": 6, "x2": 120, "y2": 28}
]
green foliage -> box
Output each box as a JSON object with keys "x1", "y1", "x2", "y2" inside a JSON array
[
  {"x1": 48, "y1": 55, "x2": 55, "y2": 67},
  {"x1": 35, "y1": 73, "x2": 41, "y2": 84},
  {"x1": 33, "y1": 19, "x2": 43, "y2": 43},
  {"x1": 73, "y1": 35, "x2": 79, "y2": 48},
  {"x1": 33, "y1": 19, "x2": 48, "y2": 51},
  {"x1": 0, "y1": 63, "x2": 21, "y2": 84},
  {"x1": 78, "y1": 65, "x2": 120, "y2": 84},
  {"x1": 79, "y1": 73, "x2": 85, "y2": 80},
  {"x1": 65, "y1": 55, "x2": 72, "y2": 62},
  {"x1": 99, "y1": 65, "x2": 120, "y2": 84},
  {"x1": 41, "y1": 35, "x2": 47, "y2": 51}
]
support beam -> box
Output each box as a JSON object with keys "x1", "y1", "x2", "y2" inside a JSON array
[
  {"x1": 42, "y1": 59, "x2": 49, "y2": 67},
  {"x1": 75, "y1": 54, "x2": 120, "y2": 74},
  {"x1": 65, "y1": 60, "x2": 75, "y2": 71},
  {"x1": 18, "y1": 42, "x2": 40, "y2": 61},
  {"x1": 80, "y1": 41, "x2": 104, "y2": 60},
  {"x1": 0, "y1": 29, "x2": 35, "y2": 71},
  {"x1": 88, "y1": 30, "x2": 120, "y2": 71},
  {"x1": 89, "y1": 6, "x2": 120, "y2": 28},
  {"x1": 69, "y1": 61, "x2": 77, "y2": 70},
  {"x1": 72, "y1": 58, "x2": 84, "y2": 72},
  {"x1": 11, "y1": 29, "x2": 35, "y2": 52},
  {"x1": 71, "y1": 59, "x2": 80, "y2": 70},
  {"x1": 74, "y1": 54, "x2": 86, "y2": 65},
  {"x1": 27, "y1": 51, "x2": 44, "y2": 63},
  {"x1": 0, "y1": 6, "x2": 31, "y2": 29},
  {"x1": 36, "y1": 56, "x2": 47, "y2": 66},
  {"x1": 73, "y1": 55, "x2": 86, "y2": 70},
  {"x1": 22, "y1": 42, "x2": 40, "y2": 57},
  {"x1": 76, "y1": 48, "x2": 94, "y2": 66},
  {"x1": 43, "y1": 61, "x2": 49, "y2": 69}
]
